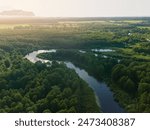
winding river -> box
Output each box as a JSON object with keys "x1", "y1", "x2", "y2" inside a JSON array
[{"x1": 25, "y1": 50, "x2": 124, "y2": 113}]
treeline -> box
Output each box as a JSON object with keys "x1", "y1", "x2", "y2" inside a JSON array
[
  {"x1": 0, "y1": 52, "x2": 99, "y2": 113},
  {"x1": 38, "y1": 50, "x2": 118, "y2": 81},
  {"x1": 1, "y1": 19, "x2": 147, "y2": 55},
  {"x1": 39, "y1": 50, "x2": 150, "y2": 112},
  {"x1": 111, "y1": 61, "x2": 150, "y2": 112},
  {"x1": 133, "y1": 42, "x2": 150, "y2": 55}
]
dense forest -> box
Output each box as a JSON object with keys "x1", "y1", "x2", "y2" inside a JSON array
[
  {"x1": 0, "y1": 51, "x2": 99, "y2": 112},
  {"x1": 38, "y1": 49, "x2": 118, "y2": 81},
  {"x1": 39, "y1": 49, "x2": 150, "y2": 112},
  {"x1": 0, "y1": 17, "x2": 150, "y2": 112},
  {"x1": 111, "y1": 61, "x2": 150, "y2": 112}
]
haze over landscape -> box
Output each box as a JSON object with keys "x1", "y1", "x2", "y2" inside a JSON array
[
  {"x1": 0, "y1": 0, "x2": 149, "y2": 17},
  {"x1": 0, "y1": 0, "x2": 149, "y2": 113},
  {"x1": 0, "y1": 10, "x2": 35, "y2": 16}
]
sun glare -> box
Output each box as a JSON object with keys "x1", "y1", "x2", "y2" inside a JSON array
[{"x1": 0, "y1": 0, "x2": 150, "y2": 17}]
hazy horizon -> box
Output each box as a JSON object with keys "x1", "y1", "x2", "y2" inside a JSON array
[{"x1": 0, "y1": 0, "x2": 149, "y2": 17}]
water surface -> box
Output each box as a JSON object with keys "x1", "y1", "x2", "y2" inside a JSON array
[{"x1": 25, "y1": 50, "x2": 124, "y2": 113}]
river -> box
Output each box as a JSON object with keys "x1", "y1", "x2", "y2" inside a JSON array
[{"x1": 25, "y1": 50, "x2": 124, "y2": 113}]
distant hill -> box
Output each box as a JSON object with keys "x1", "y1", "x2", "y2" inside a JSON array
[{"x1": 0, "y1": 10, "x2": 35, "y2": 16}]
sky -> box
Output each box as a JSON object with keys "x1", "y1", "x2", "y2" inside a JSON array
[{"x1": 0, "y1": 0, "x2": 149, "y2": 17}]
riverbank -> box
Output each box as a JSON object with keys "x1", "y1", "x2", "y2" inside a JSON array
[{"x1": 25, "y1": 49, "x2": 124, "y2": 113}]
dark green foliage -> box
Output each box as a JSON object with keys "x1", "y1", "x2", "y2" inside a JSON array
[
  {"x1": 38, "y1": 49, "x2": 118, "y2": 81},
  {"x1": 111, "y1": 62, "x2": 150, "y2": 112},
  {"x1": 0, "y1": 53, "x2": 99, "y2": 113},
  {"x1": 0, "y1": 17, "x2": 150, "y2": 113}
]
